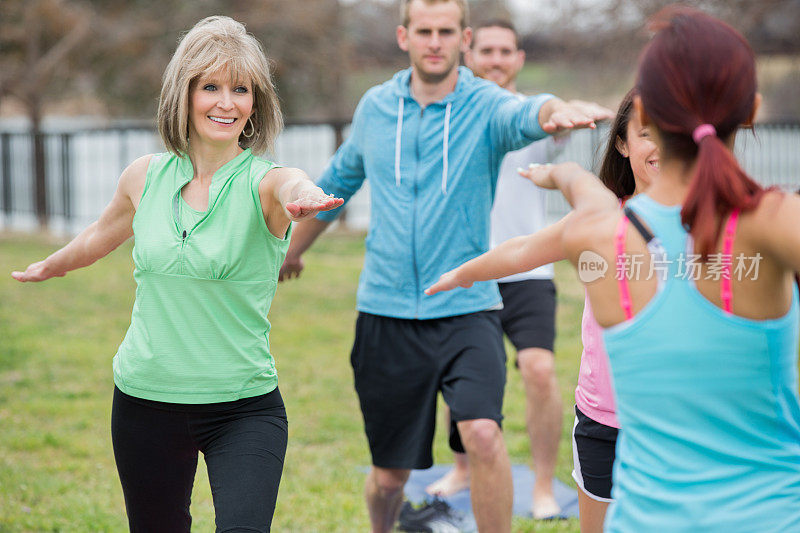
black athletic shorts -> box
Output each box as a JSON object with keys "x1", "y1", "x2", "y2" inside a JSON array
[
  {"x1": 498, "y1": 279, "x2": 557, "y2": 354},
  {"x1": 571, "y1": 405, "x2": 618, "y2": 502},
  {"x1": 350, "y1": 311, "x2": 507, "y2": 469}
]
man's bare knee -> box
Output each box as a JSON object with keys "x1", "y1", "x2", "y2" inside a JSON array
[
  {"x1": 518, "y1": 348, "x2": 556, "y2": 390},
  {"x1": 371, "y1": 467, "x2": 410, "y2": 499},
  {"x1": 457, "y1": 419, "x2": 504, "y2": 463}
]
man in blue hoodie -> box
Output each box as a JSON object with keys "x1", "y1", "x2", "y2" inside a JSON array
[
  {"x1": 425, "y1": 19, "x2": 570, "y2": 521},
  {"x1": 280, "y1": 1, "x2": 612, "y2": 531}
]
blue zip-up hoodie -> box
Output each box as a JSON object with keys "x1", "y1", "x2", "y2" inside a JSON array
[{"x1": 316, "y1": 66, "x2": 554, "y2": 319}]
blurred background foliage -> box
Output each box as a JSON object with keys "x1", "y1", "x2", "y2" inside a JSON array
[{"x1": 1, "y1": 0, "x2": 799, "y2": 128}]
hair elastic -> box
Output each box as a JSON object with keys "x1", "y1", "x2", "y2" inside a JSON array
[{"x1": 692, "y1": 123, "x2": 716, "y2": 144}]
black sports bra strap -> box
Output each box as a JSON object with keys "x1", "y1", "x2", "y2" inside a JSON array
[{"x1": 623, "y1": 206, "x2": 656, "y2": 244}]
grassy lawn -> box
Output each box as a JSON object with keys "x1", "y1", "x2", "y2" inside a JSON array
[{"x1": 0, "y1": 231, "x2": 585, "y2": 532}]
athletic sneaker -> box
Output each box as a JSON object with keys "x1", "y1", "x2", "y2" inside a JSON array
[{"x1": 397, "y1": 498, "x2": 470, "y2": 533}]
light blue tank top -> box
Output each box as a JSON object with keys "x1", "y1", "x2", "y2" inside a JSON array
[{"x1": 603, "y1": 194, "x2": 800, "y2": 533}]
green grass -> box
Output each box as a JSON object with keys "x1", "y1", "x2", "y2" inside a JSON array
[{"x1": 0, "y1": 231, "x2": 584, "y2": 532}]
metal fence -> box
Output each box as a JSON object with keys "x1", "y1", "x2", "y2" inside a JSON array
[{"x1": 1, "y1": 120, "x2": 799, "y2": 235}]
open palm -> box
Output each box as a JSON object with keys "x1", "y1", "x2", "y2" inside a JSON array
[{"x1": 285, "y1": 189, "x2": 344, "y2": 221}]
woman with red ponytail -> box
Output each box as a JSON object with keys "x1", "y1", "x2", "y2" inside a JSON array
[{"x1": 521, "y1": 6, "x2": 800, "y2": 531}]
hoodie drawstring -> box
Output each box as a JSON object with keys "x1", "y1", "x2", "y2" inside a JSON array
[
  {"x1": 442, "y1": 102, "x2": 451, "y2": 195},
  {"x1": 395, "y1": 98, "x2": 404, "y2": 187},
  {"x1": 395, "y1": 98, "x2": 452, "y2": 194}
]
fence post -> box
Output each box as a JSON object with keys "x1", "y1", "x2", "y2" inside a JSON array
[
  {"x1": 33, "y1": 130, "x2": 48, "y2": 229},
  {"x1": 119, "y1": 129, "x2": 128, "y2": 173},
  {"x1": 1, "y1": 134, "x2": 10, "y2": 221},
  {"x1": 332, "y1": 121, "x2": 347, "y2": 228},
  {"x1": 333, "y1": 121, "x2": 345, "y2": 149},
  {"x1": 61, "y1": 133, "x2": 71, "y2": 223},
  {"x1": 590, "y1": 126, "x2": 602, "y2": 172}
]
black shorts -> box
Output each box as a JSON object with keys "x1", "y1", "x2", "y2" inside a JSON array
[
  {"x1": 350, "y1": 311, "x2": 507, "y2": 469},
  {"x1": 571, "y1": 405, "x2": 618, "y2": 502},
  {"x1": 498, "y1": 279, "x2": 557, "y2": 354}
]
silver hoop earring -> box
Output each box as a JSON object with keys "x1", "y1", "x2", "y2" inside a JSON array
[{"x1": 242, "y1": 117, "x2": 255, "y2": 139}]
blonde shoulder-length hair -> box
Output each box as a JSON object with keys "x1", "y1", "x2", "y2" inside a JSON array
[{"x1": 157, "y1": 16, "x2": 282, "y2": 155}]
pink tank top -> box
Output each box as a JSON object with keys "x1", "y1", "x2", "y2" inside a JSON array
[
  {"x1": 575, "y1": 293, "x2": 619, "y2": 428},
  {"x1": 574, "y1": 198, "x2": 623, "y2": 429}
]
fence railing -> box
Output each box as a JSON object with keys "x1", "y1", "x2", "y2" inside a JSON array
[{"x1": 1, "y1": 120, "x2": 799, "y2": 235}]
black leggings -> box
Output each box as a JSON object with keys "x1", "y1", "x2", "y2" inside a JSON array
[{"x1": 111, "y1": 386, "x2": 288, "y2": 533}]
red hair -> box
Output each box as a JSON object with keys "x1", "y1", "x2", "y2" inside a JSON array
[{"x1": 636, "y1": 6, "x2": 765, "y2": 257}]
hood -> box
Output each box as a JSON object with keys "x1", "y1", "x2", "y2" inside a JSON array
[{"x1": 389, "y1": 66, "x2": 478, "y2": 104}]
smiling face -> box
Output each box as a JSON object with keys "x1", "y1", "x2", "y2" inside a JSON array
[
  {"x1": 617, "y1": 111, "x2": 660, "y2": 193},
  {"x1": 397, "y1": 0, "x2": 470, "y2": 84},
  {"x1": 465, "y1": 25, "x2": 524, "y2": 90},
  {"x1": 188, "y1": 69, "x2": 254, "y2": 148}
]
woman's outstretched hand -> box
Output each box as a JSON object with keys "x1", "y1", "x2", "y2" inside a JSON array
[
  {"x1": 12, "y1": 260, "x2": 64, "y2": 282},
  {"x1": 517, "y1": 163, "x2": 559, "y2": 189},
  {"x1": 285, "y1": 188, "x2": 344, "y2": 221},
  {"x1": 518, "y1": 162, "x2": 586, "y2": 191},
  {"x1": 425, "y1": 269, "x2": 472, "y2": 296}
]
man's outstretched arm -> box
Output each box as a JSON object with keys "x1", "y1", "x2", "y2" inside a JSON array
[
  {"x1": 492, "y1": 94, "x2": 613, "y2": 154},
  {"x1": 538, "y1": 98, "x2": 614, "y2": 135},
  {"x1": 279, "y1": 93, "x2": 375, "y2": 281}
]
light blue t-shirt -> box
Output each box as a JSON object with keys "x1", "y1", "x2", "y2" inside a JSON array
[{"x1": 603, "y1": 194, "x2": 800, "y2": 532}]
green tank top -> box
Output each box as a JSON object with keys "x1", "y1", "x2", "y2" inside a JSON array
[
  {"x1": 178, "y1": 195, "x2": 206, "y2": 230},
  {"x1": 113, "y1": 149, "x2": 290, "y2": 403}
]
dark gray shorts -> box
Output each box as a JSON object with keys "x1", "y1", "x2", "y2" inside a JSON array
[{"x1": 350, "y1": 311, "x2": 507, "y2": 469}]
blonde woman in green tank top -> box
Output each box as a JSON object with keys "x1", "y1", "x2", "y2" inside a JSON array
[{"x1": 12, "y1": 16, "x2": 342, "y2": 532}]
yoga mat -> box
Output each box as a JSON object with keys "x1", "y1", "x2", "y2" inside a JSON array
[{"x1": 403, "y1": 464, "x2": 579, "y2": 521}]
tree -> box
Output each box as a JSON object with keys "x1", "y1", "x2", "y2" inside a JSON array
[
  {"x1": 0, "y1": 0, "x2": 356, "y2": 229},
  {"x1": 0, "y1": 0, "x2": 93, "y2": 228}
]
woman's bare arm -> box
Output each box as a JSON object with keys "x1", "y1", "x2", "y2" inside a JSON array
[{"x1": 12, "y1": 155, "x2": 150, "y2": 282}]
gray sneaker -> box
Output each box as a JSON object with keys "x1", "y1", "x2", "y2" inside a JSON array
[{"x1": 397, "y1": 498, "x2": 470, "y2": 533}]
